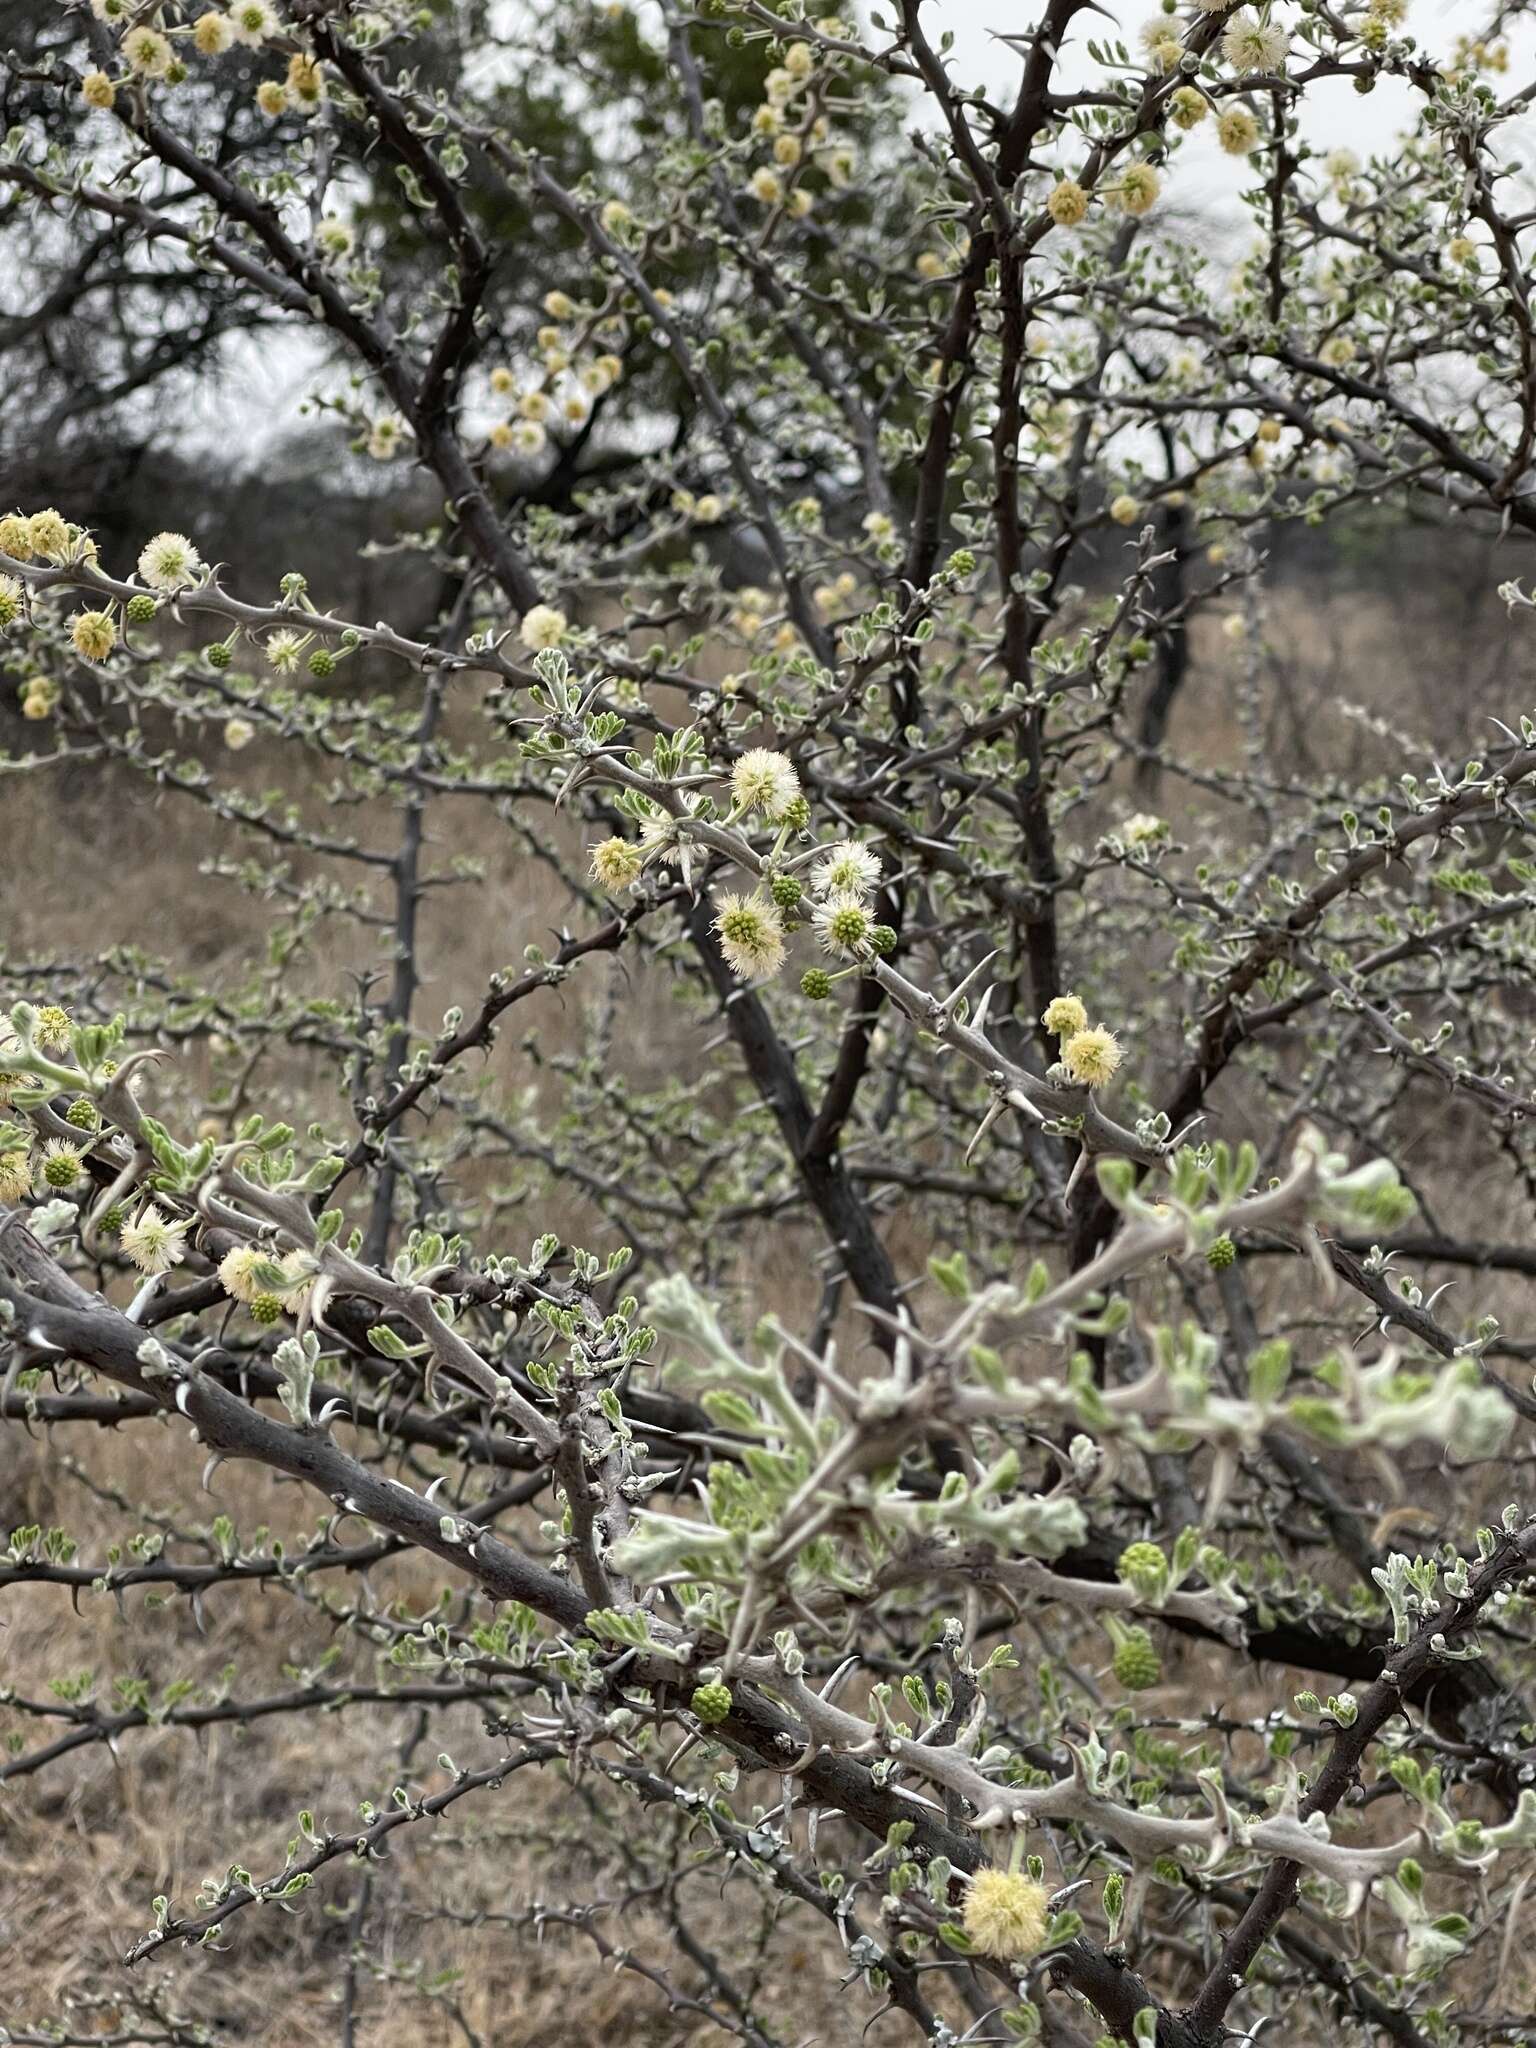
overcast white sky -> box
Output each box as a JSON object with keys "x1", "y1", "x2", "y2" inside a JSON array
[{"x1": 197, "y1": 0, "x2": 1536, "y2": 456}]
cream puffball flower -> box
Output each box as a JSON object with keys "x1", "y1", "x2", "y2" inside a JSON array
[
  {"x1": 730, "y1": 748, "x2": 801, "y2": 820},
  {"x1": 519, "y1": 604, "x2": 569, "y2": 651},
  {"x1": 138, "y1": 531, "x2": 204, "y2": 592}
]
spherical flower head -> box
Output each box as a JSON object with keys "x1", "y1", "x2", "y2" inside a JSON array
[
  {"x1": 813, "y1": 892, "x2": 872, "y2": 959},
  {"x1": 782, "y1": 39, "x2": 815, "y2": 77},
  {"x1": 1120, "y1": 811, "x2": 1168, "y2": 849},
  {"x1": 1447, "y1": 234, "x2": 1478, "y2": 271},
  {"x1": 287, "y1": 54, "x2": 326, "y2": 110},
  {"x1": 248, "y1": 1291, "x2": 283, "y2": 1325},
  {"x1": 773, "y1": 134, "x2": 803, "y2": 168},
  {"x1": 1112, "y1": 1623, "x2": 1162, "y2": 1690},
  {"x1": 218, "y1": 1244, "x2": 267, "y2": 1304},
  {"x1": 1206, "y1": 1232, "x2": 1237, "y2": 1269},
  {"x1": 193, "y1": 11, "x2": 236, "y2": 55},
  {"x1": 123, "y1": 26, "x2": 174, "y2": 77},
  {"x1": 750, "y1": 167, "x2": 784, "y2": 205},
  {"x1": 822, "y1": 143, "x2": 856, "y2": 188},
  {"x1": 265, "y1": 630, "x2": 304, "y2": 674},
  {"x1": 764, "y1": 66, "x2": 797, "y2": 104},
  {"x1": 511, "y1": 419, "x2": 547, "y2": 457},
  {"x1": 228, "y1": 0, "x2": 281, "y2": 48},
  {"x1": 224, "y1": 718, "x2": 255, "y2": 751},
  {"x1": 690, "y1": 1680, "x2": 734, "y2": 1724},
  {"x1": 366, "y1": 414, "x2": 407, "y2": 461},
  {"x1": 21, "y1": 677, "x2": 58, "y2": 720},
  {"x1": 1222, "y1": 11, "x2": 1289, "y2": 73},
  {"x1": 916, "y1": 250, "x2": 947, "y2": 280},
  {"x1": 317, "y1": 217, "x2": 355, "y2": 260},
  {"x1": 1170, "y1": 85, "x2": 1208, "y2": 129},
  {"x1": 0, "y1": 1149, "x2": 31, "y2": 1203},
  {"x1": 811, "y1": 840, "x2": 882, "y2": 899},
  {"x1": 138, "y1": 530, "x2": 204, "y2": 593},
  {"x1": 1116, "y1": 1539, "x2": 1169, "y2": 1602},
  {"x1": 730, "y1": 747, "x2": 801, "y2": 821},
  {"x1": 543, "y1": 289, "x2": 575, "y2": 319},
  {"x1": 962, "y1": 1868, "x2": 1050, "y2": 1961},
  {"x1": 519, "y1": 604, "x2": 568, "y2": 652},
  {"x1": 1061, "y1": 1025, "x2": 1123, "y2": 1088},
  {"x1": 1217, "y1": 107, "x2": 1260, "y2": 157},
  {"x1": 1139, "y1": 21, "x2": 1182, "y2": 72},
  {"x1": 27, "y1": 509, "x2": 70, "y2": 560},
  {"x1": 769, "y1": 872, "x2": 803, "y2": 908},
  {"x1": 752, "y1": 102, "x2": 782, "y2": 136},
  {"x1": 33, "y1": 1004, "x2": 72, "y2": 1051},
  {"x1": 599, "y1": 199, "x2": 631, "y2": 233},
  {"x1": 205, "y1": 640, "x2": 233, "y2": 670},
  {"x1": 1320, "y1": 335, "x2": 1355, "y2": 367},
  {"x1": 39, "y1": 1139, "x2": 83, "y2": 1192},
  {"x1": 1117, "y1": 164, "x2": 1161, "y2": 217},
  {"x1": 119, "y1": 1204, "x2": 191, "y2": 1276},
  {"x1": 713, "y1": 893, "x2": 788, "y2": 983},
  {"x1": 589, "y1": 837, "x2": 644, "y2": 892},
  {"x1": 71, "y1": 611, "x2": 117, "y2": 663},
  {"x1": 81, "y1": 71, "x2": 116, "y2": 110},
  {"x1": 0, "y1": 577, "x2": 22, "y2": 629},
  {"x1": 64, "y1": 1097, "x2": 97, "y2": 1131},
  {"x1": 1041, "y1": 993, "x2": 1088, "y2": 1039},
  {"x1": 307, "y1": 647, "x2": 337, "y2": 679},
  {"x1": 1109, "y1": 493, "x2": 1141, "y2": 526},
  {"x1": 692, "y1": 493, "x2": 723, "y2": 524},
  {"x1": 1046, "y1": 178, "x2": 1089, "y2": 227},
  {"x1": 0, "y1": 514, "x2": 32, "y2": 561},
  {"x1": 800, "y1": 967, "x2": 832, "y2": 1000},
  {"x1": 256, "y1": 80, "x2": 289, "y2": 117},
  {"x1": 91, "y1": 0, "x2": 130, "y2": 18}
]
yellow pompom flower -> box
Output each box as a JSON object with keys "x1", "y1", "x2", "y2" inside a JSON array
[
  {"x1": 218, "y1": 1245, "x2": 267, "y2": 1304},
  {"x1": 193, "y1": 11, "x2": 235, "y2": 55},
  {"x1": 256, "y1": 79, "x2": 288, "y2": 117},
  {"x1": 589, "y1": 838, "x2": 644, "y2": 892},
  {"x1": 750, "y1": 168, "x2": 784, "y2": 205},
  {"x1": 519, "y1": 604, "x2": 568, "y2": 651},
  {"x1": 1170, "y1": 86, "x2": 1208, "y2": 130},
  {"x1": 1109, "y1": 493, "x2": 1141, "y2": 526},
  {"x1": 712, "y1": 893, "x2": 788, "y2": 983},
  {"x1": 81, "y1": 72, "x2": 116, "y2": 110},
  {"x1": 0, "y1": 1149, "x2": 32, "y2": 1203},
  {"x1": 1046, "y1": 178, "x2": 1089, "y2": 227},
  {"x1": 730, "y1": 747, "x2": 801, "y2": 820},
  {"x1": 123, "y1": 26, "x2": 174, "y2": 77},
  {"x1": 1116, "y1": 164, "x2": 1161, "y2": 217},
  {"x1": 0, "y1": 513, "x2": 33, "y2": 560},
  {"x1": 1041, "y1": 994, "x2": 1088, "y2": 1039},
  {"x1": 27, "y1": 508, "x2": 70, "y2": 558},
  {"x1": 962, "y1": 1868, "x2": 1051, "y2": 1961},
  {"x1": 1062, "y1": 1026, "x2": 1124, "y2": 1088},
  {"x1": 71, "y1": 611, "x2": 117, "y2": 663},
  {"x1": 1217, "y1": 107, "x2": 1260, "y2": 157}
]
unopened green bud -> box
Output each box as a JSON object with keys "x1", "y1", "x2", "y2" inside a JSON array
[{"x1": 691, "y1": 1681, "x2": 733, "y2": 1725}]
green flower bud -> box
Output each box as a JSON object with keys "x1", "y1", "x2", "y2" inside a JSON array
[
  {"x1": 691, "y1": 1680, "x2": 733, "y2": 1725},
  {"x1": 250, "y1": 1292, "x2": 285, "y2": 1326},
  {"x1": 947, "y1": 548, "x2": 975, "y2": 576},
  {"x1": 1112, "y1": 1625, "x2": 1161, "y2": 1691},
  {"x1": 125, "y1": 594, "x2": 158, "y2": 624},
  {"x1": 308, "y1": 648, "x2": 337, "y2": 679},
  {"x1": 100, "y1": 1204, "x2": 126, "y2": 1236},
  {"x1": 870, "y1": 924, "x2": 897, "y2": 956},
  {"x1": 1116, "y1": 1540, "x2": 1169, "y2": 1603},
  {"x1": 206, "y1": 641, "x2": 233, "y2": 669},
  {"x1": 770, "y1": 873, "x2": 803, "y2": 908},
  {"x1": 801, "y1": 968, "x2": 833, "y2": 1000},
  {"x1": 1206, "y1": 1233, "x2": 1236, "y2": 1270},
  {"x1": 65, "y1": 1098, "x2": 98, "y2": 1130},
  {"x1": 780, "y1": 794, "x2": 811, "y2": 831}
]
